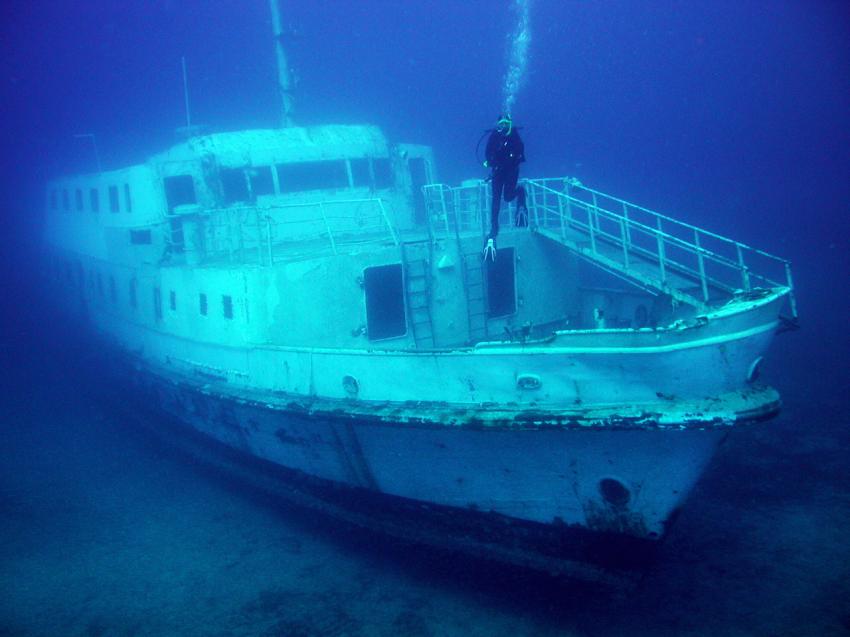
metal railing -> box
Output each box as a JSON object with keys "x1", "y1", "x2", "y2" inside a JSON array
[
  {"x1": 192, "y1": 196, "x2": 398, "y2": 265},
  {"x1": 423, "y1": 177, "x2": 797, "y2": 318}
]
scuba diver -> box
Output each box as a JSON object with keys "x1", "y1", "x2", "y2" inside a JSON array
[{"x1": 483, "y1": 114, "x2": 528, "y2": 261}]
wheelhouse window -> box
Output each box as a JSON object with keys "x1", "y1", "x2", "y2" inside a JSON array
[
  {"x1": 373, "y1": 158, "x2": 393, "y2": 189},
  {"x1": 129, "y1": 278, "x2": 137, "y2": 309},
  {"x1": 90, "y1": 188, "x2": 100, "y2": 213},
  {"x1": 163, "y1": 175, "x2": 196, "y2": 211},
  {"x1": 124, "y1": 184, "x2": 132, "y2": 213},
  {"x1": 220, "y1": 168, "x2": 249, "y2": 204},
  {"x1": 486, "y1": 248, "x2": 517, "y2": 318},
  {"x1": 350, "y1": 158, "x2": 370, "y2": 188},
  {"x1": 276, "y1": 160, "x2": 348, "y2": 193},
  {"x1": 109, "y1": 185, "x2": 120, "y2": 213},
  {"x1": 222, "y1": 295, "x2": 233, "y2": 320},
  {"x1": 169, "y1": 290, "x2": 176, "y2": 311},
  {"x1": 363, "y1": 264, "x2": 406, "y2": 340},
  {"x1": 350, "y1": 157, "x2": 394, "y2": 190},
  {"x1": 49, "y1": 190, "x2": 57, "y2": 210},
  {"x1": 62, "y1": 189, "x2": 70, "y2": 211},
  {"x1": 199, "y1": 293, "x2": 208, "y2": 316},
  {"x1": 75, "y1": 189, "x2": 84, "y2": 211},
  {"x1": 248, "y1": 166, "x2": 274, "y2": 196}
]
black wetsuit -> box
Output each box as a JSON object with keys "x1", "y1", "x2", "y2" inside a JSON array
[{"x1": 485, "y1": 128, "x2": 527, "y2": 239}]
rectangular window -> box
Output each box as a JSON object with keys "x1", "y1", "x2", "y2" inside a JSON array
[
  {"x1": 486, "y1": 247, "x2": 517, "y2": 318},
  {"x1": 129, "y1": 279, "x2": 137, "y2": 309},
  {"x1": 169, "y1": 290, "x2": 176, "y2": 311},
  {"x1": 220, "y1": 168, "x2": 249, "y2": 204},
  {"x1": 109, "y1": 185, "x2": 120, "y2": 212},
  {"x1": 75, "y1": 189, "x2": 84, "y2": 211},
  {"x1": 199, "y1": 293, "x2": 207, "y2": 316},
  {"x1": 364, "y1": 264, "x2": 406, "y2": 340},
  {"x1": 154, "y1": 287, "x2": 162, "y2": 320},
  {"x1": 62, "y1": 189, "x2": 70, "y2": 211},
  {"x1": 130, "y1": 229, "x2": 152, "y2": 245},
  {"x1": 222, "y1": 295, "x2": 233, "y2": 320},
  {"x1": 276, "y1": 161, "x2": 348, "y2": 193},
  {"x1": 249, "y1": 166, "x2": 274, "y2": 196},
  {"x1": 109, "y1": 276, "x2": 116, "y2": 303},
  {"x1": 124, "y1": 184, "x2": 132, "y2": 213},
  {"x1": 163, "y1": 175, "x2": 196, "y2": 211},
  {"x1": 90, "y1": 188, "x2": 100, "y2": 213},
  {"x1": 373, "y1": 158, "x2": 393, "y2": 189},
  {"x1": 350, "y1": 158, "x2": 371, "y2": 188},
  {"x1": 349, "y1": 158, "x2": 393, "y2": 190}
]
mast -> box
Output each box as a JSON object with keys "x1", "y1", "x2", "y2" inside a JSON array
[{"x1": 269, "y1": 0, "x2": 295, "y2": 127}]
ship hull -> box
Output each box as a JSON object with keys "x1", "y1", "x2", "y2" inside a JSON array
[{"x1": 121, "y1": 354, "x2": 776, "y2": 542}]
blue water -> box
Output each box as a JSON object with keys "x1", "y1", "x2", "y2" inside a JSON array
[{"x1": 1, "y1": 1, "x2": 849, "y2": 635}]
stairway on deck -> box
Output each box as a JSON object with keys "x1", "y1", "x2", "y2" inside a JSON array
[{"x1": 534, "y1": 224, "x2": 709, "y2": 310}]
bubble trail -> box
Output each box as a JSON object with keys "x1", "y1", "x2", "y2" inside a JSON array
[{"x1": 502, "y1": 0, "x2": 531, "y2": 117}]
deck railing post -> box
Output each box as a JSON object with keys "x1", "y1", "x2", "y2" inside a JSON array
[
  {"x1": 620, "y1": 219, "x2": 630, "y2": 269},
  {"x1": 563, "y1": 179, "x2": 573, "y2": 225},
  {"x1": 318, "y1": 202, "x2": 338, "y2": 255},
  {"x1": 656, "y1": 216, "x2": 667, "y2": 284},
  {"x1": 784, "y1": 261, "x2": 798, "y2": 319},
  {"x1": 694, "y1": 229, "x2": 709, "y2": 302},
  {"x1": 588, "y1": 200, "x2": 598, "y2": 256},
  {"x1": 736, "y1": 244, "x2": 751, "y2": 291},
  {"x1": 621, "y1": 202, "x2": 632, "y2": 248},
  {"x1": 557, "y1": 187, "x2": 566, "y2": 239},
  {"x1": 437, "y1": 186, "x2": 450, "y2": 239},
  {"x1": 451, "y1": 187, "x2": 461, "y2": 237},
  {"x1": 377, "y1": 199, "x2": 398, "y2": 245},
  {"x1": 591, "y1": 192, "x2": 600, "y2": 232}
]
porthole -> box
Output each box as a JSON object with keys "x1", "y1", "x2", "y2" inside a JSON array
[
  {"x1": 342, "y1": 375, "x2": 359, "y2": 398},
  {"x1": 599, "y1": 477, "x2": 631, "y2": 508},
  {"x1": 516, "y1": 373, "x2": 542, "y2": 390}
]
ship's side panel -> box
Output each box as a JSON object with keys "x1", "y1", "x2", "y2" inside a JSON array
[{"x1": 137, "y1": 367, "x2": 724, "y2": 538}]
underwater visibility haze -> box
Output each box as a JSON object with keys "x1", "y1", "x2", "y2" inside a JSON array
[{"x1": 1, "y1": 1, "x2": 849, "y2": 635}]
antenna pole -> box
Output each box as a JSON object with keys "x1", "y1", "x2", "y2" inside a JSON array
[
  {"x1": 181, "y1": 56, "x2": 192, "y2": 129},
  {"x1": 269, "y1": 0, "x2": 295, "y2": 127}
]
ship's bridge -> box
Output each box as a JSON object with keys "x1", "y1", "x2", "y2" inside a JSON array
[
  {"x1": 44, "y1": 124, "x2": 437, "y2": 267},
  {"x1": 153, "y1": 125, "x2": 435, "y2": 265}
]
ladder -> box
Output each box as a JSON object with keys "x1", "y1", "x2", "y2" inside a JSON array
[
  {"x1": 461, "y1": 251, "x2": 488, "y2": 343},
  {"x1": 400, "y1": 242, "x2": 435, "y2": 348}
]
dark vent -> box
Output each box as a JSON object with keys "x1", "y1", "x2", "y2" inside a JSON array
[
  {"x1": 486, "y1": 247, "x2": 517, "y2": 318},
  {"x1": 364, "y1": 264, "x2": 406, "y2": 340}
]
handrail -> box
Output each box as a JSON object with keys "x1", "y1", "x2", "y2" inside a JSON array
[
  {"x1": 530, "y1": 177, "x2": 791, "y2": 265},
  {"x1": 423, "y1": 177, "x2": 798, "y2": 319},
  {"x1": 199, "y1": 196, "x2": 397, "y2": 264}
]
